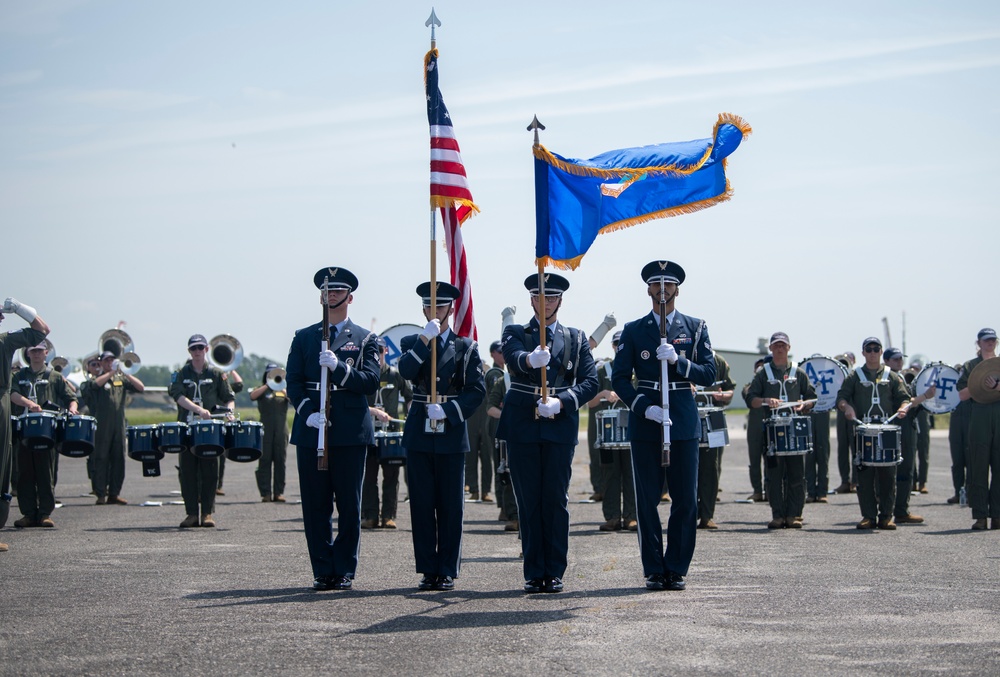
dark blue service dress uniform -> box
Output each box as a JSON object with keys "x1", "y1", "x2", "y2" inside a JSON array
[
  {"x1": 612, "y1": 311, "x2": 716, "y2": 579},
  {"x1": 398, "y1": 330, "x2": 485, "y2": 580},
  {"x1": 287, "y1": 319, "x2": 380, "y2": 582},
  {"x1": 498, "y1": 319, "x2": 599, "y2": 583}
]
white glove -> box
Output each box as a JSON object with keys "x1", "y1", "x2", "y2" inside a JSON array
[
  {"x1": 319, "y1": 349, "x2": 338, "y2": 371},
  {"x1": 2, "y1": 297, "x2": 37, "y2": 323},
  {"x1": 656, "y1": 343, "x2": 678, "y2": 364},
  {"x1": 501, "y1": 306, "x2": 517, "y2": 329},
  {"x1": 645, "y1": 405, "x2": 668, "y2": 424},
  {"x1": 426, "y1": 403, "x2": 447, "y2": 420},
  {"x1": 536, "y1": 397, "x2": 562, "y2": 418},
  {"x1": 306, "y1": 412, "x2": 326, "y2": 429},
  {"x1": 421, "y1": 319, "x2": 441, "y2": 340},
  {"x1": 526, "y1": 346, "x2": 551, "y2": 368},
  {"x1": 590, "y1": 312, "x2": 617, "y2": 346},
  {"x1": 111, "y1": 360, "x2": 121, "y2": 373}
]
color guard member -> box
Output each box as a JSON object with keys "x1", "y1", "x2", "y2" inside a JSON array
[
  {"x1": 286, "y1": 267, "x2": 380, "y2": 591},
  {"x1": 612, "y1": 261, "x2": 716, "y2": 591},
  {"x1": 498, "y1": 273, "x2": 597, "y2": 593},
  {"x1": 398, "y1": 281, "x2": 485, "y2": 591}
]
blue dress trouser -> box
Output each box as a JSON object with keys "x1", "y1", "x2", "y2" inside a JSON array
[
  {"x1": 407, "y1": 450, "x2": 466, "y2": 578},
  {"x1": 508, "y1": 441, "x2": 574, "y2": 580},
  {"x1": 631, "y1": 437, "x2": 698, "y2": 577},
  {"x1": 296, "y1": 443, "x2": 366, "y2": 579}
]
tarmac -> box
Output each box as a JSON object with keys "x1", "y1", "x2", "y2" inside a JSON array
[{"x1": 2, "y1": 415, "x2": 999, "y2": 676}]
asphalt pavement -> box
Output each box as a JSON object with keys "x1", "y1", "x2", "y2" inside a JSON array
[{"x1": 2, "y1": 416, "x2": 998, "y2": 676}]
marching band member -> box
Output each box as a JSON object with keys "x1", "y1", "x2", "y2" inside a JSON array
[
  {"x1": 958, "y1": 328, "x2": 1000, "y2": 530},
  {"x1": 11, "y1": 340, "x2": 77, "y2": 529},
  {"x1": 837, "y1": 337, "x2": 911, "y2": 530},
  {"x1": 286, "y1": 267, "x2": 380, "y2": 591},
  {"x1": 747, "y1": 333, "x2": 815, "y2": 529},
  {"x1": 84, "y1": 350, "x2": 144, "y2": 505},
  {"x1": 169, "y1": 334, "x2": 235, "y2": 529},
  {"x1": 216, "y1": 369, "x2": 243, "y2": 497},
  {"x1": 592, "y1": 331, "x2": 636, "y2": 532},
  {"x1": 398, "y1": 281, "x2": 485, "y2": 592},
  {"x1": 742, "y1": 356, "x2": 768, "y2": 503},
  {"x1": 361, "y1": 338, "x2": 412, "y2": 529},
  {"x1": 834, "y1": 352, "x2": 858, "y2": 494},
  {"x1": 249, "y1": 362, "x2": 290, "y2": 503},
  {"x1": 499, "y1": 273, "x2": 597, "y2": 594},
  {"x1": 612, "y1": 260, "x2": 716, "y2": 591},
  {"x1": 883, "y1": 348, "x2": 928, "y2": 525},
  {"x1": 697, "y1": 351, "x2": 735, "y2": 529},
  {"x1": 486, "y1": 342, "x2": 518, "y2": 532},
  {"x1": 0, "y1": 299, "x2": 49, "y2": 549}
]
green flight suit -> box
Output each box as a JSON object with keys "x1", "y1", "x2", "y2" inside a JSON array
[
  {"x1": 255, "y1": 388, "x2": 289, "y2": 499},
  {"x1": 81, "y1": 373, "x2": 138, "y2": 500},
  {"x1": 362, "y1": 364, "x2": 411, "y2": 522},
  {"x1": 697, "y1": 353, "x2": 734, "y2": 522},
  {"x1": 168, "y1": 362, "x2": 234, "y2": 518},
  {"x1": 837, "y1": 365, "x2": 910, "y2": 522},
  {"x1": 958, "y1": 357, "x2": 1000, "y2": 520}
]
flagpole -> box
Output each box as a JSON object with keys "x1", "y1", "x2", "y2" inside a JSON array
[
  {"x1": 528, "y1": 114, "x2": 549, "y2": 402},
  {"x1": 426, "y1": 8, "x2": 441, "y2": 425}
]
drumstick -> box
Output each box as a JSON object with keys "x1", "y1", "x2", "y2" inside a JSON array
[{"x1": 769, "y1": 398, "x2": 817, "y2": 411}]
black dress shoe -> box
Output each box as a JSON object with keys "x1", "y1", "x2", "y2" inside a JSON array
[
  {"x1": 664, "y1": 571, "x2": 686, "y2": 591},
  {"x1": 435, "y1": 575, "x2": 455, "y2": 591},
  {"x1": 313, "y1": 576, "x2": 334, "y2": 591},
  {"x1": 418, "y1": 575, "x2": 437, "y2": 591},
  {"x1": 645, "y1": 574, "x2": 666, "y2": 591},
  {"x1": 543, "y1": 577, "x2": 564, "y2": 593},
  {"x1": 331, "y1": 575, "x2": 352, "y2": 590},
  {"x1": 523, "y1": 578, "x2": 544, "y2": 593}
]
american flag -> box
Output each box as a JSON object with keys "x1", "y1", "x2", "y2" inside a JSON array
[{"x1": 425, "y1": 48, "x2": 479, "y2": 340}]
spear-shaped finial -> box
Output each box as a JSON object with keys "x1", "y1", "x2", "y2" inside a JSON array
[
  {"x1": 527, "y1": 115, "x2": 546, "y2": 147},
  {"x1": 426, "y1": 8, "x2": 441, "y2": 48}
]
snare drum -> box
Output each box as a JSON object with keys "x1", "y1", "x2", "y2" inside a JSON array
[
  {"x1": 190, "y1": 419, "x2": 226, "y2": 458},
  {"x1": 698, "y1": 407, "x2": 730, "y2": 449},
  {"x1": 595, "y1": 408, "x2": 630, "y2": 450},
  {"x1": 799, "y1": 355, "x2": 849, "y2": 413},
  {"x1": 913, "y1": 362, "x2": 961, "y2": 414},
  {"x1": 225, "y1": 421, "x2": 263, "y2": 462},
  {"x1": 127, "y1": 424, "x2": 163, "y2": 461},
  {"x1": 158, "y1": 422, "x2": 189, "y2": 453},
  {"x1": 59, "y1": 414, "x2": 97, "y2": 458},
  {"x1": 18, "y1": 412, "x2": 59, "y2": 451},
  {"x1": 855, "y1": 423, "x2": 901, "y2": 466},
  {"x1": 376, "y1": 430, "x2": 406, "y2": 466},
  {"x1": 765, "y1": 415, "x2": 813, "y2": 456}
]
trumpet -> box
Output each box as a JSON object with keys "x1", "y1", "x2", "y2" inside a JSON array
[
  {"x1": 99, "y1": 328, "x2": 134, "y2": 358},
  {"x1": 266, "y1": 367, "x2": 287, "y2": 392},
  {"x1": 208, "y1": 334, "x2": 243, "y2": 372}
]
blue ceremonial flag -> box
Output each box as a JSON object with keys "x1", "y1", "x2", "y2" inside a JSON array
[{"x1": 533, "y1": 113, "x2": 752, "y2": 269}]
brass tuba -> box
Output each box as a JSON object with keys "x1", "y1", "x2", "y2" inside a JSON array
[
  {"x1": 208, "y1": 334, "x2": 243, "y2": 372},
  {"x1": 119, "y1": 351, "x2": 142, "y2": 376},
  {"x1": 99, "y1": 329, "x2": 134, "y2": 358},
  {"x1": 266, "y1": 367, "x2": 287, "y2": 392}
]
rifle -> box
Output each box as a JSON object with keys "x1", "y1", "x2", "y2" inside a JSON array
[{"x1": 318, "y1": 277, "x2": 330, "y2": 471}]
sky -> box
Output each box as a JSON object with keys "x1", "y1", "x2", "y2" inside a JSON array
[{"x1": 2, "y1": 1, "x2": 998, "y2": 372}]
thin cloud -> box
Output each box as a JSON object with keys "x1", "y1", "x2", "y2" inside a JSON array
[{"x1": 0, "y1": 70, "x2": 43, "y2": 87}]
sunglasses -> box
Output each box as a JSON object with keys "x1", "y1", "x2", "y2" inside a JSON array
[
  {"x1": 189, "y1": 345, "x2": 207, "y2": 352},
  {"x1": 864, "y1": 345, "x2": 882, "y2": 354}
]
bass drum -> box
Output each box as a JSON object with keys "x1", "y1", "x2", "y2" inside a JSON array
[
  {"x1": 913, "y1": 362, "x2": 961, "y2": 414},
  {"x1": 379, "y1": 323, "x2": 422, "y2": 368},
  {"x1": 798, "y1": 355, "x2": 848, "y2": 413}
]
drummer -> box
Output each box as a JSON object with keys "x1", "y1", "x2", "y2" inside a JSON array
[
  {"x1": 10, "y1": 340, "x2": 78, "y2": 529},
  {"x1": 84, "y1": 351, "x2": 145, "y2": 506},
  {"x1": 168, "y1": 334, "x2": 235, "y2": 529},
  {"x1": 957, "y1": 328, "x2": 1000, "y2": 531},
  {"x1": 746, "y1": 332, "x2": 815, "y2": 530},
  {"x1": 836, "y1": 337, "x2": 911, "y2": 530}
]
